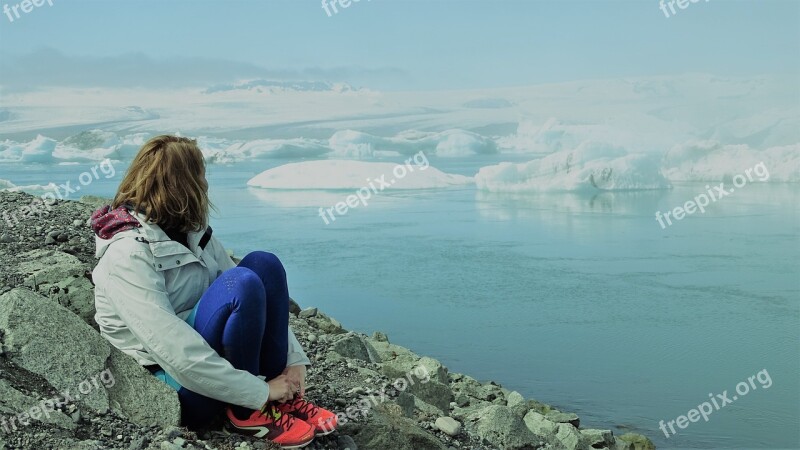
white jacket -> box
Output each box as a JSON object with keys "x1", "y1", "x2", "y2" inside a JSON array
[{"x1": 93, "y1": 211, "x2": 310, "y2": 410}]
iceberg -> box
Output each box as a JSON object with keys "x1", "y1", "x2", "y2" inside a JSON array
[
  {"x1": 328, "y1": 129, "x2": 496, "y2": 158},
  {"x1": 0, "y1": 135, "x2": 58, "y2": 164},
  {"x1": 662, "y1": 140, "x2": 800, "y2": 182},
  {"x1": 247, "y1": 160, "x2": 473, "y2": 190},
  {"x1": 220, "y1": 138, "x2": 331, "y2": 162},
  {"x1": 475, "y1": 142, "x2": 671, "y2": 192}
]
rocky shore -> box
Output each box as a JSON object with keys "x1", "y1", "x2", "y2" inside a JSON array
[{"x1": 0, "y1": 191, "x2": 655, "y2": 450}]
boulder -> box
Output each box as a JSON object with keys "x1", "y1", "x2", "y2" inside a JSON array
[
  {"x1": 15, "y1": 250, "x2": 96, "y2": 325},
  {"x1": 332, "y1": 333, "x2": 381, "y2": 363},
  {"x1": 581, "y1": 429, "x2": 615, "y2": 448},
  {"x1": 546, "y1": 410, "x2": 581, "y2": 428},
  {"x1": 106, "y1": 348, "x2": 181, "y2": 427},
  {"x1": 407, "y1": 379, "x2": 453, "y2": 414},
  {"x1": 0, "y1": 378, "x2": 76, "y2": 431},
  {"x1": 0, "y1": 288, "x2": 180, "y2": 428},
  {"x1": 523, "y1": 410, "x2": 558, "y2": 436},
  {"x1": 555, "y1": 423, "x2": 582, "y2": 450},
  {"x1": 341, "y1": 402, "x2": 445, "y2": 450},
  {"x1": 506, "y1": 390, "x2": 525, "y2": 407},
  {"x1": 617, "y1": 433, "x2": 656, "y2": 450},
  {"x1": 471, "y1": 405, "x2": 545, "y2": 449},
  {"x1": 0, "y1": 288, "x2": 111, "y2": 411}
]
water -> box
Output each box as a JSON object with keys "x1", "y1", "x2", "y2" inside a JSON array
[{"x1": 3, "y1": 161, "x2": 798, "y2": 449}]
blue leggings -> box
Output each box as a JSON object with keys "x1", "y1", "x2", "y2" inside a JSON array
[{"x1": 177, "y1": 251, "x2": 290, "y2": 427}]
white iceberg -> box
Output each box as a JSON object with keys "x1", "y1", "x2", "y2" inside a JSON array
[
  {"x1": 662, "y1": 140, "x2": 800, "y2": 182},
  {"x1": 475, "y1": 142, "x2": 671, "y2": 192},
  {"x1": 221, "y1": 138, "x2": 331, "y2": 162},
  {"x1": 328, "y1": 129, "x2": 496, "y2": 158},
  {"x1": 247, "y1": 159, "x2": 473, "y2": 190},
  {"x1": 0, "y1": 135, "x2": 57, "y2": 163}
]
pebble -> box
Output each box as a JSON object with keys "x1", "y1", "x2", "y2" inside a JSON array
[
  {"x1": 73, "y1": 219, "x2": 84, "y2": 226},
  {"x1": 435, "y1": 417, "x2": 462, "y2": 436},
  {"x1": 307, "y1": 334, "x2": 318, "y2": 343},
  {"x1": 0, "y1": 233, "x2": 13, "y2": 243}
]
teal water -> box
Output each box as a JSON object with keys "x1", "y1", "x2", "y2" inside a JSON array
[{"x1": 3, "y1": 161, "x2": 799, "y2": 449}]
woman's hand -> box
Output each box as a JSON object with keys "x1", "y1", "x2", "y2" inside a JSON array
[
  {"x1": 267, "y1": 374, "x2": 296, "y2": 403},
  {"x1": 282, "y1": 364, "x2": 307, "y2": 398}
]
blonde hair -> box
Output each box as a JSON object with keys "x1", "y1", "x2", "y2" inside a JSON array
[{"x1": 112, "y1": 135, "x2": 211, "y2": 233}]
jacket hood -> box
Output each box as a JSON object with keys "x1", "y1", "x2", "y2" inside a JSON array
[
  {"x1": 92, "y1": 205, "x2": 209, "y2": 260},
  {"x1": 91, "y1": 205, "x2": 142, "y2": 240}
]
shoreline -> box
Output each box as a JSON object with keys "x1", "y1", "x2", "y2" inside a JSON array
[{"x1": 0, "y1": 190, "x2": 655, "y2": 450}]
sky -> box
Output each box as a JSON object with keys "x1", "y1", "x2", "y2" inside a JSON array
[{"x1": 0, "y1": 0, "x2": 799, "y2": 90}]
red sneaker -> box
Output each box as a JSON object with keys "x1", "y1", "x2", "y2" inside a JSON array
[
  {"x1": 277, "y1": 395, "x2": 339, "y2": 436},
  {"x1": 224, "y1": 405, "x2": 315, "y2": 449}
]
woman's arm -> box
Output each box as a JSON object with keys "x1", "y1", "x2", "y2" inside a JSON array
[{"x1": 99, "y1": 246, "x2": 269, "y2": 410}]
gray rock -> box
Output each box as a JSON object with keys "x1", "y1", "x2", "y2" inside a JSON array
[
  {"x1": 617, "y1": 433, "x2": 656, "y2": 450},
  {"x1": 299, "y1": 307, "x2": 318, "y2": 319},
  {"x1": 0, "y1": 288, "x2": 111, "y2": 412},
  {"x1": 0, "y1": 288, "x2": 179, "y2": 428},
  {"x1": 341, "y1": 402, "x2": 445, "y2": 450},
  {"x1": 288, "y1": 298, "x2": 301, "y2": 316},
  {"x1": 581, "y1": 428, "x2": 615, "y2": 448},
  {"x1": 506, "y1": 390, "x2": 525, "y2": 407},
  {"x1": 407, "y1": 379, "x2": 453, "y2": 414},
  {"x1": 395, "y1": 391, "x2": 416, "y2": 418},
  {"x1": 0, "y1": 233, "x2": 14, "y2": 243},
  {"x1": 15, "y1": 249, "x2": 96, "y2": 324},
  {"x1": 311, "y1": 314, "x2": 345, "y2": 334},
  {"x1": 0, "y1": 378, "x2": 76, "y2": 431},
  {"x1": 523, "y1": 410, "x2": 558, "y2": 436},
  {"x1": 434, "y1": 417, "x2": 461, "y2": 436},
  {"x1": 555, "y1": 423, "x2": 582, "y2": 450},
  {"x1": 471, "y1": 405, "x2": 545, "y2": 449},
  {"x1": 546, "y1": 410, "x2": 581, "y2": 428},
  {"x1": 332, "y1": 333, "x2": 381, "y2": 363},
  {"x1": 106, "y1": 347, "x2": 181, "y2": 427}
]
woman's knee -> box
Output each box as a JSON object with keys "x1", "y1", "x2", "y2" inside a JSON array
[
  {"x1": 239, "y1": 251, "x2": 287, "y2": 284},
  {"x1": 220, "y1": 267, "x2": 266, "y2": 308}
]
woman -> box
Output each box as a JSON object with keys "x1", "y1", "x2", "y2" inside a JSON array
[{"x1": 91, "y1": 135, "x2": 336, "y2": 449}]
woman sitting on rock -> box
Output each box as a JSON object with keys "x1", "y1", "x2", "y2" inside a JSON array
[{"x1": 90, "y1": 135, "x2": 335, "y2": 449}]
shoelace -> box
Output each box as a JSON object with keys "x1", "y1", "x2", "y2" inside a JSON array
[
  {"x1": 290, "y1": 397, "x2": 319, "y2": 418},
  {"x1": 260, "y1": 404, "x2": 293, "y2": 429}
]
